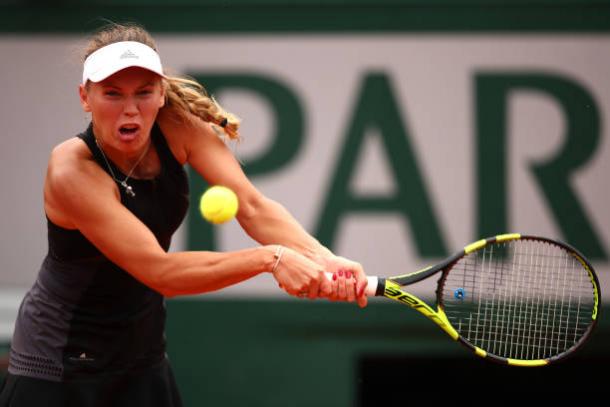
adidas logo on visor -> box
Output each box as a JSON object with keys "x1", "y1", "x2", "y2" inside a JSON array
[{"x1": 120, "y1": 49, "x2": 139, "y2": 59}]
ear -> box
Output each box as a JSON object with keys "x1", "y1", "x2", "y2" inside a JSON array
[
  {"x1": 79, "y1": 84, "x2": 92, "y2": 112},
  {"x1": 158, "y1": 80, "x2": 166, "y2": 109}
]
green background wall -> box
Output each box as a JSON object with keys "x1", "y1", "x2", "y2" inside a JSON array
[
  {"x1": 2, "y1": 1, "x2": 610, "y2": 33},
  {"x1": 166, "y1": 299, "x2": 610, "y2": 406}
]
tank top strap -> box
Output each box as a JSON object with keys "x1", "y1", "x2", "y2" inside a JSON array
[{"x1": 78, "y1": 123, "x2": 109, "y2": 174}]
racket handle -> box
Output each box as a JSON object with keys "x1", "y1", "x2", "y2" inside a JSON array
[
  {"x1": 323, "y1": 272, "x2": 379, "y2": 297},
  {"x1": 365, "y1": 276, "x2": 379, "y2": 296}
]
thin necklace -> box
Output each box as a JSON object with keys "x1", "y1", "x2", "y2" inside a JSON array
[{"x1": 94, "y1": 138, "x2": 151, "y2": 198}]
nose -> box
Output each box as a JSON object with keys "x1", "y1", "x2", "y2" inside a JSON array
[{"x1": 123, "y1": 96, "x2": 139, "y2": 116}]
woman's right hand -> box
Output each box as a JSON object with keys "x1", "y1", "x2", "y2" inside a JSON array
[{"x1": 270, "y1": 246, "x2": 332, "y2": 299}]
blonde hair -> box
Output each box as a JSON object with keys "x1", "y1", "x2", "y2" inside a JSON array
[{"x1": 83, "y1": 22, "x2": 240, "y2": 139}]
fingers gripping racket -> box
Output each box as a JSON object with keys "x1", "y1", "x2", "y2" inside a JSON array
[{"x1": 359, "y1": 234, "x2": 600, "y2": 367}]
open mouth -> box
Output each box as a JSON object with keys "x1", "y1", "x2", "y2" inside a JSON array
[
  {"x1": 119, "y1": 124, "x2": 140, "y2": 137},
  {"x1": 119, "y1": 124, "x2": 140, "y2": 136}
]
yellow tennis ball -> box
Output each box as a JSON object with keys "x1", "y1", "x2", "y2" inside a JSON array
[{"x1": 199, "y1": 186, "x2": 239, "y2": 224}]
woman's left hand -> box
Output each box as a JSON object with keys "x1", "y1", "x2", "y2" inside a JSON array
[{"x1": 323, "y1": 256, "x2": 368, "y2": 308}]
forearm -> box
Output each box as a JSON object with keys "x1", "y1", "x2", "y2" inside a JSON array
[
  {"x1": 237, "y1": 196, "x2": 333, "y2": 264},
  {"x1": 236, "y1": 196, "x2": 368, "y2": 306},
  {"x1": 152, "y1": 246, "x2": 276, "y2": 297}
]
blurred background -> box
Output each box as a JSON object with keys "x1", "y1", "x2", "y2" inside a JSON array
[{"x1": 1, "y1": 0, "x2": 609, "y2": 405}]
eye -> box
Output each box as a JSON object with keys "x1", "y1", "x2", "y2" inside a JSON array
[
  {"x1": 105, "y1": 91, "x2": 120, "y2": 97},
  {"x1": 138, "y1": 89, "x2": 153, "y2": 96}
]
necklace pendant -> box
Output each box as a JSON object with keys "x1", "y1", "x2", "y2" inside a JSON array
[{"x1": 121, "y1": 181, "x2": 136, "y2": 198}]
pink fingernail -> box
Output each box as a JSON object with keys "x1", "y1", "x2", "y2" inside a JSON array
[
  {"x1": 332, "y1": 273, "x2": 337, "y2": 281},
  {"x1": 338, "y1": 270, "x2": 343, "y2": 277},
  {"x1": 345, "y1": 271, "x2": 352, "y2": 279}
]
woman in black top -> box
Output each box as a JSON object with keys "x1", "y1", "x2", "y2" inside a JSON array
[{"x1": 0, "y1": 22, "x2": 367, "y2": 406}]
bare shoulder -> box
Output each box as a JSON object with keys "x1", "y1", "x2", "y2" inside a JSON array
[
  {"x1": 47, "y1": 138, "x2": 106, "y2": 188},
  {"x1": 45, "y1": 137, "x2": 117, "y2": 228},
  {"x1": 48, "y1": 137, "x2": 91, "y2": 170}
]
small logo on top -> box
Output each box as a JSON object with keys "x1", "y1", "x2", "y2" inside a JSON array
[
  {"x1": 120, "y1": 50, "x2": 139, "y2": 59},
  {"x1": 68, "y1": 352, "x2": 95, "y2": 363}
]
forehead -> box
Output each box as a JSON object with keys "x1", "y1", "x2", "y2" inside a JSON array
[{"x1": 97, "y1": 67, "x2": 162, "y2": 88}]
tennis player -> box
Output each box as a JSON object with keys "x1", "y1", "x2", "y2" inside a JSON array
[{"x1": 0, "y1": 22, "x2": 367, "y2": 406}]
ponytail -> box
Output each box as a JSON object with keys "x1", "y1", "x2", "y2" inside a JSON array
[{"x1": 162, "y1": 75, "x2": 241, "y2": 140}]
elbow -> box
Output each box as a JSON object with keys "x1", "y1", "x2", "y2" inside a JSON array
[
  {"x1": 154, "y1": 281, "x2": 181, "y2": 299},
  {"x1": 153, "y1": 280, "x2": 177, "y2": 298},
  {"x1": 159, "y1": 289, "x2": 179, "y2": 299},
  {"x1": 136, "y1": 253, "x2": 178, "y2": 298},
  {"x1": 236, "y1": 191, "x2": 267, "y2": 225},
  {"x1": 152, "y1": 275, "x2": 180, "y2": 298}
]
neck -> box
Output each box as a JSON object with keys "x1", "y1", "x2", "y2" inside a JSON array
[{"x1": 94, "y1": 136, "x2": 152, "y2": 177}]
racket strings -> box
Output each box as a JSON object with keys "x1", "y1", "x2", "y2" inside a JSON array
[{"x1": 441, "y1": 239, "x2": 596, "y2": 361}]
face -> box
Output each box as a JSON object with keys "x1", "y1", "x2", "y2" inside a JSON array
[{"x1": 79, "y1": 67, "x2": 165, "y2": 155}]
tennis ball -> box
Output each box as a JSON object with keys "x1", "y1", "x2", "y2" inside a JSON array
[{"x1": 199, "y1": 186, "x2": 239, "y2": 224}]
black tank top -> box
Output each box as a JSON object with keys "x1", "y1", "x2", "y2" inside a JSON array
[{"x1": 8, "y1": 123, "x2": 189, "y2": 382}]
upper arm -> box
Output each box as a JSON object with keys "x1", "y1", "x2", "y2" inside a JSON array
[
  {"x1": 46, "y1": 143, "x2": 169, "y2": 290},
  {"x1": 157, "y1": 113, "x2": 265, "y2": 221}
]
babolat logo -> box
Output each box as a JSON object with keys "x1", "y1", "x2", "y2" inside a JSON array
[
  {"x1": 385, "y1": 285, "x2": 437, "y2": 315},
  {"x1": 385, "y1": 286, "x2": 418, "y2": 306},
  {"x1": 120, "y1": 49, "x2": 138, "y2": 59}
]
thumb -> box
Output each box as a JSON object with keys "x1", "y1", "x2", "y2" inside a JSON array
[
  {"x1": 354, "y1": 270, "x2": 368, "y2": 298},
  {"x1": 319, "y1": 272, "x2": 332, "y2": 297},
  {"x1": 355, "y1": 269, "x2": 368, "y2": 308},
  {"x1": 357, "y1": 294, "x2": 368, "y2": 308}
]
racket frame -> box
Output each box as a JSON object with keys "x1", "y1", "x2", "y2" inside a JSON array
[{"x1": 371, "y1": 233, "x2": 601, "y2": 367}]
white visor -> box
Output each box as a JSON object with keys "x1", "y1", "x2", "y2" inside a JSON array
[{"x1": 82, "y1": 41, "x2": 165, "y2": 84}]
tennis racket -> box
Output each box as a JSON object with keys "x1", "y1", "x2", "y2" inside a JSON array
[{"x1": 357, "y1": 233, "x2": 600, "y2": 367}]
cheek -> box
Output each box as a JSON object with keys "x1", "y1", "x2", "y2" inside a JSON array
[
  {"x1": 141, "y1": 98, "x2": 163, "y2": 116},
  {"x1": 90, "y1": 107, "x2": 116, "y2": 129},
  {"x1": 90, "y1": 99, "x2": 122, "y2": 119}
]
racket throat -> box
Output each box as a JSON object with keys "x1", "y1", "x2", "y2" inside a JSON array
[{"x1": 382, "y1": 280, "x2": 459, "y2": 340}]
